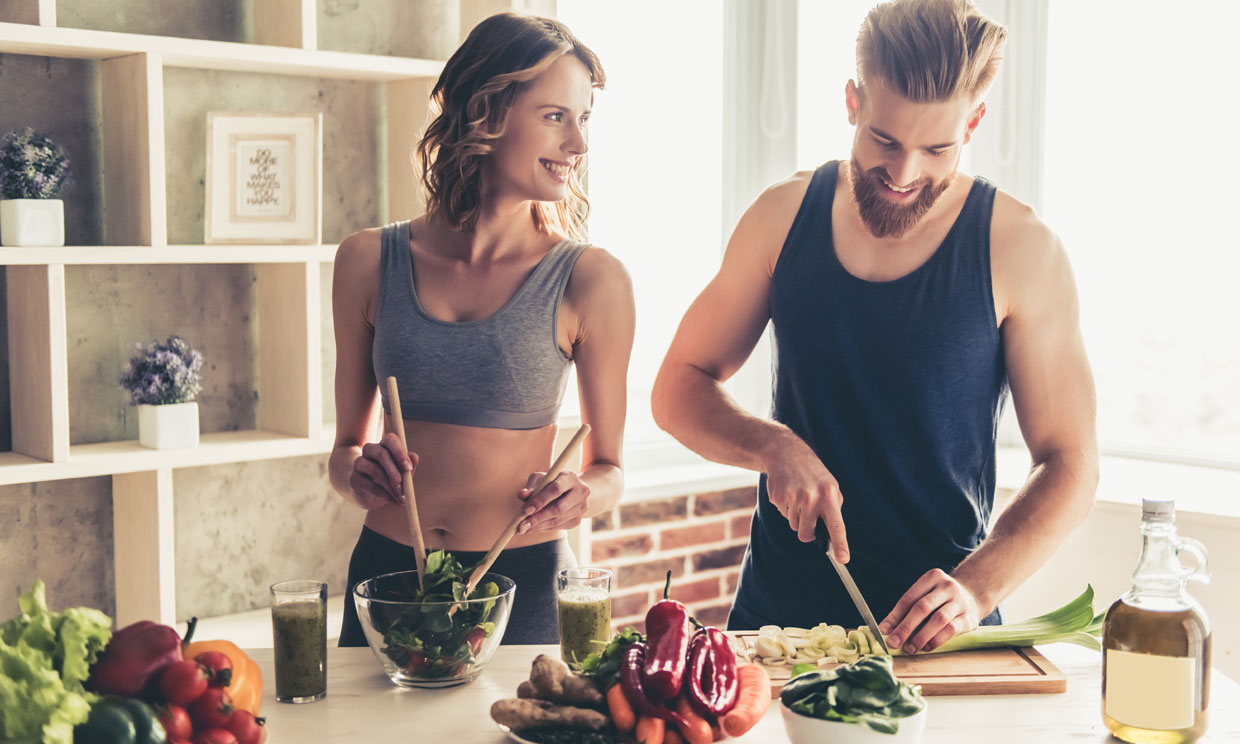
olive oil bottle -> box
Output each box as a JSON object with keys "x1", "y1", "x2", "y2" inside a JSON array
[{"x1": 1102, "y1": 499, "x2": 1211, "y2": 743}]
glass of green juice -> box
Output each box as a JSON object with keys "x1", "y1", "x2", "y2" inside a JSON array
[
  {"x1": 556, "y1": 567, "x2": 612, "y2": 665},
  {"x1": 270, "y1": 580, "x2": 328, "y2": 703}
]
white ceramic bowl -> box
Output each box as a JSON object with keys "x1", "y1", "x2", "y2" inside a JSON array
[{"x1": 781, "y1": 700, "x2": 928, "y2": 744}]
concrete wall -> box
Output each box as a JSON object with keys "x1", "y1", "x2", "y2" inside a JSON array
[
  {"x1": 57, "y1": 0, "x2": 246, "y2": 42},
  {"x1": 0, "y1": 3, "x2": 383, "y2": 622},
  {"x1": 318, "y1": 0, "x2": 459, "y2": 61},
  {"x1": 0, "y1": 478, "x2": 115, "y2": 619}
]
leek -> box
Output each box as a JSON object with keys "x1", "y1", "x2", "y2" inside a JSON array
[{"x1": 887, "y1": 585, "x2": 1101, "y2": 655}]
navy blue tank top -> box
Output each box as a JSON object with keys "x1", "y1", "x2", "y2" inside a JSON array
[{"x1": 732, "y1": 161, "x2": 1008, "y2": 629}]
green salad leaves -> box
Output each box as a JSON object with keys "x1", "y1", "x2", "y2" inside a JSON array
[
  {"x1": 379, "y1": 550, "x2": 500, "y2": 679},
  {"x1": 780, "y1": 655, "x2": 925, "y2": 734},
  {"x1": 0, "y1": 580, "x2": 113, "y2": 744},
  {"x1": 574, "y1": 626, "x2": 644, "y2": 689}
]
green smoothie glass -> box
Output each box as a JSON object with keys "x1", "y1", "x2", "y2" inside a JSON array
[
  {"x1": 270, "y1": 580, "x2": 328, "y2": 703},
  {"x1": 556, "y1": 567, "x2": 612, "y2": 665}
]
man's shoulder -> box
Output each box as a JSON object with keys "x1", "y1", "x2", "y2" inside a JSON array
[
  {"x1": 756, "y1": 168, "x2": 818, "y2": 215},
  {"x1": 731, "y1": 168, "x2": 822, "y2": 268},
  {"x1": 989, "y1": 187, "x2": 1062, "y2": 268},
  {"x1": 988, "y1": 187, "x2": 1073, "y2": 318}
]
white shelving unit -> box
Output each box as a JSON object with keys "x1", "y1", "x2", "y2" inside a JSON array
[{"x1": 0, "y1": 0, "x2": 527, "y2": 628}]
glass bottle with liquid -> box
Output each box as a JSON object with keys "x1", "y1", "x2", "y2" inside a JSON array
[{"x1": 1102, "y1": 499, "x2": 1211, "y2": 743}]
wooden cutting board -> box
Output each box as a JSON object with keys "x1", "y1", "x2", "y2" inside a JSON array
[{"x1": 729, "y1": 632, "x2": 1067, "y2": 696}]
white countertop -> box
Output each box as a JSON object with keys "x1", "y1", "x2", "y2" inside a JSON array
[{"x1": 249, "y1": 644, "x2": 1240, "y2": 743}]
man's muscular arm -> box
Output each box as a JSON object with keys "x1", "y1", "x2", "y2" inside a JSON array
[
  {"x1": 881, "y1": 198, "x2": 1099, "y2": 653},
  {"x1": 652, "y1": 173, "x2": 853, "y2": 563}
]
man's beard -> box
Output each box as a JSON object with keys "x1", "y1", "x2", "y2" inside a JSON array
[{"x1": 848, "y1": 156, "x2": 954, "y2": 238}]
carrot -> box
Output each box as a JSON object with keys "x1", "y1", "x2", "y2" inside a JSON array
[
  {"x1": 606, "y1": 682, "x2": 637, "y2": 733},
  {"x1": 673, "y1": 695, "x2": 714, "y2": 744},
  {"x1": 664, "y1": 730, "x2": 685, "y2": 744},
  {"x1": 721, "y1": 663, "x2": 771, "y2": 737},
  {"x1": 636, "y1": 715, "x2": 665, "y2": 744}
]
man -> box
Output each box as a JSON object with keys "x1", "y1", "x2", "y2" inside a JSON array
[{"x1": 651, "y1": 0, "x2": 1098, "y2": 655}]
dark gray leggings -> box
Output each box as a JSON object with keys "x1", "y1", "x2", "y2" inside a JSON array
[{"x1": 339, "y1": 526, "x2": 576, "y2": 646}]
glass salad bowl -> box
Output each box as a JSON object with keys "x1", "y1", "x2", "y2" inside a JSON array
[{"x1": 353, "y1": 569, "x2": 515, "y2": 688}]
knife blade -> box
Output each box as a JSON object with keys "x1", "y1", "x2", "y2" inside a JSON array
[{"x1": 815, "y1": 522, "x2": 891, "y2": 654}]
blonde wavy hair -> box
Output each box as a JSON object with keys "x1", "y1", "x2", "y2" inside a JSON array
[
  {"x1": 415, "y1": 12, "x2": 605, "y2": 239},
  {"x1": 857, "y1": 0, "x2": 1007, "y2": 103}
]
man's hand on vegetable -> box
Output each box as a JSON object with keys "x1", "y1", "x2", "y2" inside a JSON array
[
  {"x1": 879, "y1": 569, "x2": 984, "y2": 654},
  {"x1": 517, "y1": 470, "x2": 591, "y2": 533},
  {"x1": 763, "y1": 436, "x2": 850, "y2": 562},
  {"x1": 349, "y1": 431, "x2": 418, "y2": 510}
]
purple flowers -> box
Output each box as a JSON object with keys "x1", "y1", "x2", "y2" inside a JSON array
[
  {"x1": 119, "y1": 335, "x2": 204, "y2": 406},
  {"x1": 0, "y1": 128, "x2": 72, "y2": 200}
]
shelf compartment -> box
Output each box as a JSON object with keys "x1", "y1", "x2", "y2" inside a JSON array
[
  {"x1": 162, "y1": 67, "x2": 382, "y2": 246},
  {"x1": 56, "y1": 0, "x2": 246, "y2": 44},
  {"x1": 101, "y1": 52, "x2": 166, "y2": 246},
  {"x1": 0, "y1": 51, "x2": 106, "y2": 245},
  {"x1": 65, "y1": 264, "x2": 263, "y2": 445},
  {"x1": 0, "y1": 0, "x2": 54, "y2": 26},
  {"x1": 0, "y1": 22, "x2": 444, "y2": 81},
  {"x1": 318, "y1": 0, "x2": 457, "y2": 60},
  {"x1": 6, "y1": 265, "x2": 70, "y2": 462},
  {"x1": 112, "y1": 468, "x2": 174, "y2": 626},
  {"x1": 0, "y1": 428, "x2": 334, "y2": 486},
  {"x1": 0, "y1": 244, "x2": 338, "y2": 265},
  {"x1": 257, "y1": 262, "x2": 322, "y2": 438}
]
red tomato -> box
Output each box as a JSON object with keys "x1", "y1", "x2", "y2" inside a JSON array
[
  {"x1": 224, "y1": 710, "x2": 267, "y2": 744},
  {"x1": 195, "y1": 651, "x2": 235, "y2": 688},
  {"x1": 189, "y1": 687, "x2": 236, "y2": 730},
  {"x1": 192, "y1": 730, "x2": 238, "y2": 744},
  {"x1": 464, "y1": 627, "x2": 486, "y2": 656},
  {"x1": 158, "y1": 703, "x2": 193, "y2": 740},
  {"x1": 404, "y1": 651, "x2": 428, "y2": 675},
  {"x1": 160, "y1": 659, "x2": 210, "y2": 705}
]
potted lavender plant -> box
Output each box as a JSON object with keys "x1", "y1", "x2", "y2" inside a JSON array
[
  {"x1": 119, "y1": 335, "x2": 205, "y2": 449},
  {"x1": 0, "y1": 128, "x2": 72, "y2": 247}
]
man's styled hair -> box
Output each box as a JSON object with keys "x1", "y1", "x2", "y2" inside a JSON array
[
  {"x1": 856, "y1": 0, "x2": 1008, "y2": 103},
  {"x1": 416, "y1": 11, "x2": 604, "y2": 239}
]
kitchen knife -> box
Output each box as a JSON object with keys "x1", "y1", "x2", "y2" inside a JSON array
[{"x1": 815, "y1": 521, "x2": 891, "y2": 654}]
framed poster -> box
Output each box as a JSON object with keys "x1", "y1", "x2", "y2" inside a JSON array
[{"x1": 205, "y1": 112, "x2": 322, "y2": 244}]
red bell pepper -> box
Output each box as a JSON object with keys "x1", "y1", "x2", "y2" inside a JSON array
[
  {"x1": 89, "y1": 616, "x2": 196, "y2": 697},
  {"x1": 621, "y1": 642, "x2": 689, "y2": 729},
  {"x1": 686, "y1": 626, "x2": 740, "y2": 718},
  {"x1": 642, "y1": 571, "x2": 690, "y2": 702}
]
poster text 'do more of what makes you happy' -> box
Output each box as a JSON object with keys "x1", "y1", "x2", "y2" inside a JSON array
[{"x1": 205, "y1": 112, "x2": 322, "y2": 245}]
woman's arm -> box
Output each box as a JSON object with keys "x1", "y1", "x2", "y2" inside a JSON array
[
  {"x1": 518, "y1": 247, "x2": 636, "y2": 533},
  {"x1": 328, "y1": 229, "x2": 415, "y2": 510}
]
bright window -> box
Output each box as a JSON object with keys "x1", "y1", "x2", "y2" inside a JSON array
[
  {"x1": 1043, "y1": 1, "x2": 1240, "y2": 464},
  {"x1": 557, "y1": 1, "x2": 725, "y2": 443},
  {"x1": 797, "y1": 0, "x2": 972, "y2": 175},
  {"x1": 796, "y1": 0, "x2": 877, "y2": 170}
]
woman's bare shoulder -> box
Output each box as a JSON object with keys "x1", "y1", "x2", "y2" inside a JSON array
[
  {"x1": 334, "y1": 226, "x2": 384, "y2": 270},
  {"x1": 565, "y1": 244, "x2": 633, "y2": 305},
  {"x1": 331, "y1": 226, "x2": 388, "y2": 324}
]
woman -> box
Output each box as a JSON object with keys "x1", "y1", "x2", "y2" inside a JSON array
[{"x1": 329, "y1": 11, "x2": 634, "y2": 646}]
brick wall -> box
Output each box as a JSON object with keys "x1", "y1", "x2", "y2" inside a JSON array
[{"x1": 590, "y1": 486, "x2": 757, "y2": 634}]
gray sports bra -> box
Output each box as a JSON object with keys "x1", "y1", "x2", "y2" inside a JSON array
[{"x1": 372, "y1": 220, "x2": 587, "y2": 430}]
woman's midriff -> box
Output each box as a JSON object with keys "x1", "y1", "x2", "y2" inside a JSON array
[{"x1": 362, "y1": 416, "x2": 566, "y2": 551}]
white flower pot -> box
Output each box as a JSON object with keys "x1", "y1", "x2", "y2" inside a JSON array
[
  {"x1": 0, "y1": 199, "x2": 65, "y2": 247},
  {"x1": 137, "y1": 402, "x2": 200, "y2": 450}
]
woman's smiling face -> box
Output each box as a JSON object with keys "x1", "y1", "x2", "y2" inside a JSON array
[{"x1": 486, "y1": 53, "x2": 594, "y2": 205}]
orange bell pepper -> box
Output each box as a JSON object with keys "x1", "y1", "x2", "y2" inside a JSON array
[{"x1": 184, "y1": 638, "x2": 263, "y2": 714}]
